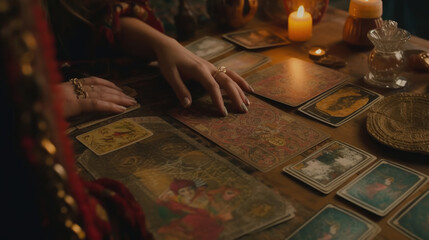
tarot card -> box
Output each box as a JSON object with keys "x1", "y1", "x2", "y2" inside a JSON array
[
  {"x1": 223, "y1": 28, "x2": 290, "y2": 49},
  {"x1": 337, "y1": 160, "x2": 428, "y2": 216},
  {"x1": 76, "y1": 118, "x2": 153, "y2": 155},
  {"x1": 388, "y1": 190, "x2": 429, "y2": 240},
  {"x1": 168, "y1": 95, "x2": 329, "y2": 172},
  {"x1": 286, "y1": 204, "x2": 380, "y2": 240},
  {"x1": 78, "y1": 117, "x2": 295, "y2": 240},
  {"x1": 246, "y1": 58, "x2": 349, "y2": 107},
  {"x1": 298, "y1": 83, "x2": 383, "y2": 127},
  {"x1": 283, "y1": 141, "x2": 376, "y2": 194},
  {"x1": 213, "y1": 51, "x2": 270, "y2": 76},
  {"x1": 185, "y1": 36, "x2": 235, "y2": 60}
]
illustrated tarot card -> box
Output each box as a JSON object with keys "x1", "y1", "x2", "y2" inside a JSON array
[
  {"x1": 246, "y1": 58, "x2": 349, "y2": 107},
  {"x1": 78, "y1": 117, "x2": 295, "y2": 240},
  {"x1": 185, "y1": 36, "x2": 235, "y2": 60},
  {"x1": 388, "y1": 190, "x2": 429, "y2": 240},
  {"x1": 213, "y1": 51, "x2": 270, "y2": 76},
  {"x1": 337, "y1": 160, "x2": 428, "y2": 216},
  {"x1": 76, "y1": 118, "x2": 153, "y2": 155},
  {"x1": 298, "y1": 83, "x2": 383, "y2": 127},
  {"x1": 223, "y1": 28, "x2": 290, "y2": 49},
  {"x1": 286, "y1": 204, "x2": 380, "y2": 240},
  {"x1": 283, "y1": 141, "x2": 376, "y2": 194},
  {"x1": 168, "y1": 95, "x2": 329, "y2": 172}
]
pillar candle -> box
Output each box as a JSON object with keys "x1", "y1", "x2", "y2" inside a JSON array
[{"x1": 288, "y1": 5, "x2": 312, "y2": 42}]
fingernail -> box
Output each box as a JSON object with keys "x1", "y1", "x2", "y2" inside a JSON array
[
  {"x1": 182, "y1": 97, "x2": 191, "y2": 108},
  {"x1": 117, "y1": 105, "x2": 127, "y2": 111},
  {"x1": 223, "y1": 106, "x2": 228, "y2": 117},
  {"x1": 249, "y1": 85, "x2": 255, "y2": 93},
  {"x1": 240, "y1": 102, "x2": 248, "y2": 113},
  {"x1": 129, "y1": 98, "x2": 137, "y2": 104},
  {"x1": 245, "y1": 97, "x2": 250, "y2": 105}
]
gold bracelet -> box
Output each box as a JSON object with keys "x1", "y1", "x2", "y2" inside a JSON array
[{"x1": 69, "y1": 78, "x2": 88, "y2": 99}]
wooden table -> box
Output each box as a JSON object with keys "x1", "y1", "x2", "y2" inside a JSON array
[{"x1": 72, "y1": 6, "x2": 429, "y2": 240}]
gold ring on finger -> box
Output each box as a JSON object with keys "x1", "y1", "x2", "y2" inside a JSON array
[{"x1": 212, "y1": 66, "x2": 227, "y2": 79}]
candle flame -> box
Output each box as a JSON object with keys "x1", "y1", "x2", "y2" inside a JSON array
[
  {"x1": 315, "y1": 49, "x2": 322, "y2": 54},
  {"x1": 297, "y1": 5, "x2": 305, "y2": 18}
]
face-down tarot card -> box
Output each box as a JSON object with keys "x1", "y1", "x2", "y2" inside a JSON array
[{"x1": 169, "y1": 95, "x2": 329, "y2": 172}]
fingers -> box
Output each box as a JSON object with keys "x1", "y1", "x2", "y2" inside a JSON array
[
  {"x1": 81, "y1": 76, "x2": 123, "y2": 91},
  {"x1": 159, "y1": 64, "x2": 193, "y2": 108},
  {"x1": 211, "y1": 71, "x2": 249, "y2": 113},
  {"x1": 76, "y1": 98, "x2": 130, "y2": 114},
  {"x1": 225, "y1": 69, "x2": 254, "y2": 94},
  {"x1": 62, "y1": 77, "x2": 137, "y2": 118},
  {"x1": 195, "y1": 69, "x2": 228, "y2": 116}
]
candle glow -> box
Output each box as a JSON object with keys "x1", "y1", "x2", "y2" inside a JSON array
[{"x1": 288, "y1": 5, "x2": 312, "y2": 42}]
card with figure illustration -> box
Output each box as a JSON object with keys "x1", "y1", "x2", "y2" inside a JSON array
[
  {"x1": 223, "y1": 28, "x2": 290, "y2": 49},
  {"x1": 78, "y1": 117, "x2": 296, "y2": 240},
  {"x1": 298, "y1": 83, "x2": 383, "y2": 127},
  {"x1": 213, "y1": 51, "x2": 270, "y2": 75},
  {"x1": 286, "y1": 204, "x2": 380, "y2": 240},
  {"x1": 246, "y1": 58, "x2": 349, "y2": 107},
  {"x1": 168, "y1": 95, "x2": 329, "y2": 172},
  {"x1": 388, "y1": 190, "x2": 429, "y2": 240},
  {"x1": 76, "y1": 118, "x2": 153, "y2": 155},
  {"x1": 185, "y1": 36, "x2": 235, "y2": 60},
  {"x1": 337, "y1": 160, "x2": 427, "y2": 216},
  {"x1": 284, "y1": 141, "x2": 376, "y2": 194}
]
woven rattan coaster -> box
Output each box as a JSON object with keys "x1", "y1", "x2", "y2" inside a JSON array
[{"x1": 366, "y1": 93, "x2": 429, "y2": 154}]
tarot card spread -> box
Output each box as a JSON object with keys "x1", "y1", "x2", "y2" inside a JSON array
[
  {"x1": 284, "y1": 141, "x2": 376, "y2": 194},
  {"x1": 76, "y1": 118, "x2": 153, "y2": 155},
  {"x1": 389, "y1": 190, "x2": 429, "y2": 240},
  {"x1": 298, "y1": 83, "x2": 383, "y2": 127},
  {"x1": 286, "y1": 204, "x2": 380, "y2": 240},
  {"x1": 185, "y1": 36, "x2": 235, "y2": 60},
  {"x1": 246, "y1": 58, "x2": 348, "y2": 107},
  {"x1": 169, "y1": 95, "x2": 329, "y2": 172},
  {"x1": 223, "y1": 28, "x2": 290, "y2": 49},
  {"x1": 78, "y1": 117, "x2": 295, "y2": 240},
  {"x1": 213, "y1": 51, "x2": 270, "y2": 76},
  {"x1": 337, "y1": 160, "x2": 427, "y2": 216}
]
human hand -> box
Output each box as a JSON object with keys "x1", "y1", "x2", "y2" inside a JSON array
[
  {"x1": 154, "y1": 37, "x2": 253, "y2": 116},
  {"x1": 57, "y1": 76, "x2": 137, "y2": 118}
]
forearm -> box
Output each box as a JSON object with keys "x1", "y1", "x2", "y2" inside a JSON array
[{"x1": 117, "y1": 17, "x2": 175, "y2": 61}]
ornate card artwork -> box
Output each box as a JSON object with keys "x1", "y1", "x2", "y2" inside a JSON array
[
  {"x1": 78, "y1": 117, "x2": 295, "y2": 240},
  {"x1": 246, "y1": 58, "x2": 349, "y2": 107},
  {"x1": 169, "y1": 95, "x2": 329, "y2": 172}
]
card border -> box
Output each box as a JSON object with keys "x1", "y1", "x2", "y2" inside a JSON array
[
  {"x1": 388, "y1": 189, "x2": 429, "y2": 240},
  {"x1": 283, "y1": 140, "x2": 377, "y2": 194},
  {"x1": 223, "y1": 28, "x2": 290, "y2": 49},
  {"x1": 286, "y1": 204, "x2": 380, "y2": 240},
  {"x1": 298, "y1": 83, "x2": 383, "y2": 127},
  {"x1": 185, "y1": 36, "x2": 235, "y2": 61},
  {"x1": 213, "y1": 51, "x2": 271, "y2": 75},
  {"x1": 337, "y1": 160, "x2": 428, "y2": 216}
]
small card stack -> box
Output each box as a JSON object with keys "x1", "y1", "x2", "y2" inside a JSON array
[{"x1": 283, "y1": 141, "x2": 376, "y2": 194}]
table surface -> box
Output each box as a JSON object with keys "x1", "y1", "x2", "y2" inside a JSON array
[{"x1": 72, "y1": 6, "x2": 429, "y2": 240}]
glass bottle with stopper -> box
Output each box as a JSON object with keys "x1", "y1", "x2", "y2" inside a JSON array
[{"x1": 364, "y1": 20, "x2": 411, "y2": 88}]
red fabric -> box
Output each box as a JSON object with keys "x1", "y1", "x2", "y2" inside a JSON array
[{"x1": 31, "y1": 1, "x2": 152, "y2": 239}]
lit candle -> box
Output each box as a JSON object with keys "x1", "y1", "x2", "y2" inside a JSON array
[
  {"x1": 308, "y1": 46, "x2": 326, "y2": 59},
  {"x1": 288, "y1": 5, "x2": 312, "y2": 42}
]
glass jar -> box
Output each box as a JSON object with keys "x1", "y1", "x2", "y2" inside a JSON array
[{"x1": 364, "y1": 20, "x2": 411, "y2": 88}]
